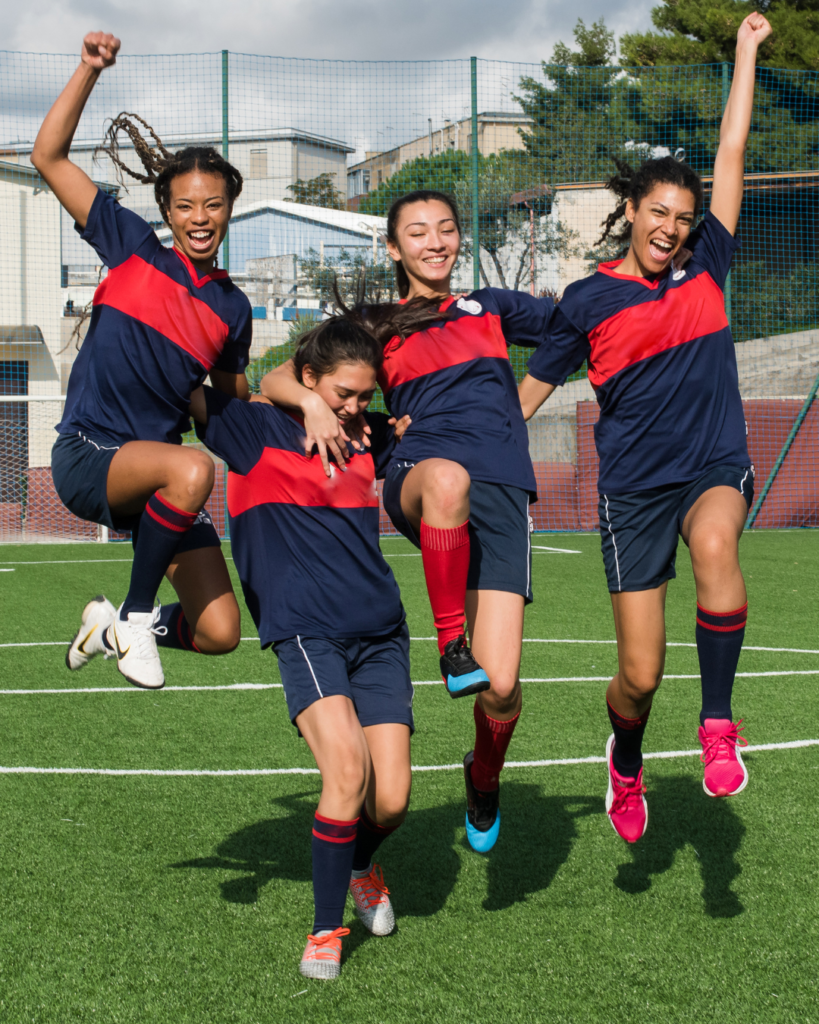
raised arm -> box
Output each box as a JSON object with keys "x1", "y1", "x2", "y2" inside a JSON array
[
  {"x1": 710, "y1": 13, "x2": 772, "y2": 236},
  {"x1": 30, "y1": 32, "x2": 121, "y2": 229}
]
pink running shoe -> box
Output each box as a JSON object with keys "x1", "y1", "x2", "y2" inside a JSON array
[
  {"x1": 699, "y1": 718, "x2": 748, "y2": 797},
  {"x1": 605, "y1": 734, "x2": 648, "y2": 843}
]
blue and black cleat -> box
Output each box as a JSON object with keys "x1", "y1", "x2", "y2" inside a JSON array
[
  {"x1": 463, "y1": 750, "x2": 500, "y2": 852},
  {"x1": 440, "y1": 635, "x2": 490, "y2": 698}
]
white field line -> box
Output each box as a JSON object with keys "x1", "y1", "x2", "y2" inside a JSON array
[
  {"x1": 0, "y1": 738, "x2": 816, "y2": 776},
  {"x1": 3, "y1": 668, "x2": 819, "y2": 697}
]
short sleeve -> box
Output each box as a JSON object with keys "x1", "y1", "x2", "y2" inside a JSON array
[
  {"x1": 196, "y1": 387, "x2": 267, "y2": 475},
  {"x1": 487, "y1": 289, "x2": 555, "y2": 348},
  {"x1": 526, "y1": 303, "x2": 590, "y2": 386},
  {"x1": 689, "y1": 211, "x2": 740, "y2": 290},
  {"x1": 363, "y1": 411, "x2": 396, "y2": 479},
  {"x1": 75, "y1": 189, "x2": 157, "y2": 269},
  {"x1": 213, "y1": 293, "x2": 252, "y2": 374}
]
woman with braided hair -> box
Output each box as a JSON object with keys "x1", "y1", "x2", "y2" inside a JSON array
[
  {"x1": 33, "y1": 32, "x2": 251, "y2": 690},
  {"x1": 519, "y1": 13, "x2": 772, "y2": 843}
]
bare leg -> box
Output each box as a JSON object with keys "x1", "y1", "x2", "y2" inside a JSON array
[
  {"x1": 296, "y1": 695, "x2": 371, "y2": 821},
  {"x1": 106, "y1": 440, "x2": 216, "y2": 519},
  {"x1": 465, "y1": 589, "x2": 524, "y2": 720},
  {"x1": 399, "y1": 458, "x2": 470, "y2": 531},
  {"x1": 362, "y1": 723, "x2": 412, "y2": 826},
  {"x1": 164, "y1": 546, "x2": 241, "y2": 654},
  {"x1": 607, "y1": 585, "x2": 668, "y2": 718},
  {"x1": 682, "y1": 486, "x2": 747, "y2": 610}
]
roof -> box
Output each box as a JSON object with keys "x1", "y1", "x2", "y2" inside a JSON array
[
  {"x1": 0, "y1": 159, "x2": 118, "y2": 195},
  {"x1": 2, "y1": 128, "x2": 354, "y2": 156},
  {"x1": 155, "y1": 199, "x2": 386, "y2": 241}
]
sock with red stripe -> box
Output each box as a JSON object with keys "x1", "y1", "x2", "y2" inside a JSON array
[
  {"x1": 696, "y1": 602, "x2": 747, "y2": 725},
  {"x1": 122, "y1": 493, "x2": 198, "y2": 616},
  {"x1": 154, "y1": 604, "x2": 200, "y2": 652},
  {"x1": 471, "y1": 700, "x2": 520, "y2": 792},
  {"x1": 420, "y1": 519, "x2": 470, "y2": 655},
  {"x1": 351, "y1": 804, "x2": 400, "y2": 873},
  {"x1": 311, "y1": 813, "x2": 359, "y2": 933},
  {"x1": 607, "y1": 699, "x2": 652, "y2": 778}
]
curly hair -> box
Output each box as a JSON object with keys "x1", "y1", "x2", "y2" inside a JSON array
[
  {"x1": 96, "y1": 112, "x2": 243, "y2": 224},
  {"x1": 597, "y1": 155, "x2": 703, "y2": 247}
]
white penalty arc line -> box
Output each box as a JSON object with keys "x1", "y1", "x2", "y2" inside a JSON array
[
  {"x1": 0, "y1": 738, "x2": 816, "y2": 776},
  {"x1": 3, "y1": 668, "x2": 819, "y2": 697}
]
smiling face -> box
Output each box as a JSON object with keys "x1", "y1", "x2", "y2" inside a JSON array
[
  {"x1": 166, "y1": 170, "x2": 232, "y2": 271},
  {"x1": 620, "y1": 183, "x2": 697, "y2": 278},
  {"x1": 301, "y1": 361, "x2": 377, "y2": 425},
  {"x1": 386, "y1": 199, "x2": 460, "y2": 298}
]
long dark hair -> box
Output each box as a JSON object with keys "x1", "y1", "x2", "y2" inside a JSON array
[
  {"x1": 293, "y1": 316, "x2": 383, "y2": 382},
  {"x1": 96, "y1": 112, "x2": 243, "y2": 225},
  {"x1": 331, "y1": 278, "x2": 452, "y2": 351},
  {"x1": 598, "y1": 156, "x2": 703, "y2": 246},
  {"x1": 386, "y1": 189, "x2": 462, "y2": 298}
]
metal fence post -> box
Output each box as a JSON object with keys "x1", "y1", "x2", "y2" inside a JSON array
[
  {"x1": 221, "y1": 49, "x2": 230, "y2": 274},
  {"x1": 470, "y1": 57, "x2": 480, "y2": 292},
  {"x1": 722, "y1": 61, "x2": 732, "y2": 325}
]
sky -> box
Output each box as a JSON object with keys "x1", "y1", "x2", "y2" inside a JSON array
[{"x1": 0, "y1": 0, "x2": 655, "y2": 63}]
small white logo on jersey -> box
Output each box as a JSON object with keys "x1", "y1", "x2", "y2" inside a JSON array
[
  {"x1": 672, "y1": 267, "x2": 686, "y2": 281},
  {"x1": 456, "y1": 298, "x2": 482, "y2": 315}
]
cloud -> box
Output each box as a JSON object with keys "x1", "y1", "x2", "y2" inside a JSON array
[{"x1": 2, "y1": 0, "x2": 654, "y2": 63}]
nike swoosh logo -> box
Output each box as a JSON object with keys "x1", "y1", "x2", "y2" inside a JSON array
[
  {"x1": 77, "y1": 624, "x2": 97, "y2": 654},
  {"x1": 114, "y1": 628, "x2": 130, "y2": 660}
]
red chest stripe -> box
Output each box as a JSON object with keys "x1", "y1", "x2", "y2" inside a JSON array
[
  {"x1": 94, "y1": 254, "x2": 229, "y2": 371},
  {"x1": 588, "y1": 273, "x2": 728, "y2": 388},
  {"x1": 378, "y1": 313, "x2": 508, "y2": 392},
  {"x1": 227, "y1": 447, "x2": 378, "y2": 518}
]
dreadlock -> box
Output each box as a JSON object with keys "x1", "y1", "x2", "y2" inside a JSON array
[
  {"x1": 331, "y1": 276, "x2": 452, "y2": 350},
  {"x1": 96, "y1": 113, "x2": 243, "y2": 224},
  {"x1": 597, "y1": 155, "x2": 703, "y2": 247}
]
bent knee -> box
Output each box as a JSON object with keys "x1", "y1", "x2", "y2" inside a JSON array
[
  {"x1": 195, "y1": 629, "x2": 240, "y2": 655},
  {"x1": 329, "y1": 759, "x2": 368, "y2": 803},
  {"x1": 179, "y1": 451, "x2": 215, "y2": 504},
  {"x1": 618, "y1": 667, "x2": 662, "y2": 700},
  {"x1": 424, "y1": 462, "x2": 470, "y2": 512}
]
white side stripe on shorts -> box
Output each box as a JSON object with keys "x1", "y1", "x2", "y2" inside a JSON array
[
  {"x1": 526, "y1": 499, "x2": 532, "y2": 598},
  {"x1": 296, "y1": 636, "x2": 323, "y2": 699},
  {"x1": 739, "y1": 468, "x2": 750, "y2": 496},
  {"x1": 602, "y1": 495, "x2": 622, "y2": 592}
]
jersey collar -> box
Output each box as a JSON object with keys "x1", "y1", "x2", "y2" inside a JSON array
[
  {"x1": 597, "y1": 259, "x2": 664, "y2": 290},
  {"x1": 173, "y1": 246, "x2": 230, "y2": 288}
]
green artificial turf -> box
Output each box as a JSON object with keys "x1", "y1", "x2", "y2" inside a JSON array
[{"x1": 0, "y1": 531, "x2": 817, "y2": 1023}]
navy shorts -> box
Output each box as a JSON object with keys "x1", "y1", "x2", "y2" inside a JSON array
[
  {"x1": 51, "y1": 431, "x2": 221, "y2": 552},
  {"x1": 273, "y1": 623, "x2": 414, "y2": 731},
  {"x1": 599, "y1": 464, "x2": 754, "y2": 593},
  {"x1": 382, "y1": 461, "x2": 533, "y2": 602}
]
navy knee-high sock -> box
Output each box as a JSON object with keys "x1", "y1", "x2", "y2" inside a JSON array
[
  {"x1": 352, "y1": 805, "x2": 400, "y2": 873},
  {"x1": 311, "y1": 814, "x2": 358, "y2": 933},
  {"x1": 122, "y1": 493, "x2": 197, "y2": 616},
  {"x1": 607, "y1": 699, "x2": 652, "y2": 778},
  {"x1": 155, "y1": 604, "x2": 200, "y2": 652},
  {"x1": 696, "y1": 602, "x2": 747, "y2": 725}
]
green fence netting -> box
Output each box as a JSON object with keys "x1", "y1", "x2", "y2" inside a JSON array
[{"x1": 0, "y1": 52, "x2": 816, "y2": 539}]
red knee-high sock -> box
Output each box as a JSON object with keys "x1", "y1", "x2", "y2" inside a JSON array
[
  {"x1": 471, "y1": 700, "x2": 520, "y2": 791},
  {"x1": 420, "y1": 519, "x2": 470, "y2": 655}
]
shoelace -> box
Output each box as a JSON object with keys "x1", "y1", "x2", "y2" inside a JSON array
[
  {"x1": 700, "y1": 719, "x2": 747, "y2": 766},
  {"x1": 351, "y1": 864, "x2": 390, "y2": 908},
  {"x1": 305, "y1": 927, "x2": 350, "y2": 957},
  {"x1": 129, "y1": 608, "x2": 168, "y2": 660},
  {"x1": 609, "y1": 773, "x2": 646, "y2": 815}
]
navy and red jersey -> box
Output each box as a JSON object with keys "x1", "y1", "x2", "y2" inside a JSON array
[
  {"x1": 377, "y1": 288, "x2": 554, "y2": 497},
  {"x1": 527, "y1": 211, "x2": 749, "y2": 494},
  {"x1": 197, "y1": 388, "x2": 405, "y2": 645},
  {"x1": 58, "y1": 189, "x2": 252, "y2": 447}
]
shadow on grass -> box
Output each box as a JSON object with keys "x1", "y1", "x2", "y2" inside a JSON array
[
  {"x1": 169, "y1": 782, "x2": 599, "y2": 918},
  {"x1": 613, "y1": 773, "x2": 746, "y2": 918}
]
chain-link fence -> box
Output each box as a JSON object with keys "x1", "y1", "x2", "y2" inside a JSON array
[{"x1": 0, "y1": 51, "x2": 816, "y2": 540}]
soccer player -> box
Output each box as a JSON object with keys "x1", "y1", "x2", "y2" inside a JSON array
[
  {"x1": 262, "y1": 191, "x2": 554, "y2": 853},
  {"x1": 191, "y1": 317, "x2": 413, "y2": 981},
  {"x1": 519, "y1": 13, "x2": 773, "y2": 842},
  {"x1": 32, "y1": 32, "x2": 251, "y2": 690}
]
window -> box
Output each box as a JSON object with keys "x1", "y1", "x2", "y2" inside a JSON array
[{"x1": 249, "y1": 148, "x2": 268, "y2": 179}]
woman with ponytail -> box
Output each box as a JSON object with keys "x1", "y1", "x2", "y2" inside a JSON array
[
  {"x1": 519, "y1": 13, "x2": 772, "y2": 844},
  {"x1": 32, "y1": 32, "x2": 250, "y2": 690},
  {"x1": 262, "y1": 189, "x2": 555, "y2": 854}
]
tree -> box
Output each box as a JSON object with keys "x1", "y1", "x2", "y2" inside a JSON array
[
  {"x1": 284, "y1": 173, "x2": 345, "y2": 210},
  {"x1": 620, "y1": 0, "x2": 819, "y2": 71},
  {"x1": 357, "y1": 150, "x2": 472, "y2": 215},
  {"x1": 298, "y1": 247, "x2": 398, "y2": 306}
]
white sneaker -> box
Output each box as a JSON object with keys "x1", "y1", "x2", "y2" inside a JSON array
[
  {"x1": 110, "y1": 604, "x2": 167, "y2": 690},
  {"x1": 66, "y1": 595, "x2": 116, "y2": 670},
  {"x1": 349, "y1": 864, "x2": 395, "y2": 936}
]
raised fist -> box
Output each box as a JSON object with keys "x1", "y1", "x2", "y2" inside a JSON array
[
  {"x1": 81, "y1": 32, "x2": 121, "y2": 71},
  {"x1": 737, "y1": 12, "x2": 772, "y2": 49}
]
